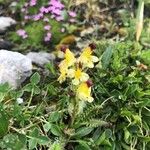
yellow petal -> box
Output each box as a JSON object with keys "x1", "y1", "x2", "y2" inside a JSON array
[
  {"x1": 87, "y1": 61, "x2": 94, "y2": 68},
  {"x1": 91, "y1": 56, "x2": 99, "y2": 62},
  {"x1": 72, "y1": 79, "x2": 80, "y2": 85},
  {"x1": 76, "y1": 83, "x2": 93, "y2": 102},
  {"x1": 67, "y1": 69, "x2": 75, "y2": 78},
  {"x1": 65, "y1": 49, "x2": 76, "y2": 67},
  {"x1": 80, "y1": 73, "x2": 89, "y2": 82},
  {"x1": 87, "y1": 97, "x2": 94, "y2": 103}
]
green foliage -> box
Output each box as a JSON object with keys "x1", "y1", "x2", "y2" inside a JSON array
[
  {"x1": 9, "y1": 19, "x2": 66, "y2": 50},
  {"x1": 1, "y1": 40, "x2": 150, "y2": 149}
]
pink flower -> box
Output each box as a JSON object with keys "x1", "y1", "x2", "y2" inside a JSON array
[
  {"x1": 43, "y1": 17, "x2": 49, "y2": 22},
  {"x1": 40, "y1": 7, "x2": 49, "y2": 13},
  {"x1": 30, "y1": 0, "x2": 37, "y2": 6},
  {"x1": 49, "y1": 0, "x2": 64, "y2": 9},
  {"x1": 53, "y1": 8, "x2": 61, "y2": 15},
  {"x1": 40, "y1": 6, "x2": 46, "y2": 13},
  {"x1": 24, "y1": 2, "x2": 29, "y2": 7},
  {"x1": 24, "y1": 15, "x2": 30, "y2": 20},
  {"x1": 33, "y1": 15, "x2": 40, "y2": 21},
  {"x1": 44, "y1": 32, "x2": 52, "y2": 42},
  {"x1": 68, "y1": 11, "x2": 76, "y2": 17},
  {"x1": 22, "y1": 34, "x2": 28, "y2": 39},
  {"x1": 44, "y1": 25, "x2": 51, "y2": 30},
  {"x1": 33, "y1": 13, "x2": 43, "y2": 21},
  {"x1": 55, "y1": 16, "x2": 63, "y2": 21},
  {"x1": 69, "y1": 18, "x2": 76, "y2": 23},
  {"x1": 17, "y1": 29, "x2": 28, "y2": 39},
  {"x1": 61, "y1": 28, "x2": 65, "y2": 32},
  {"x1": 21, "y1": 8, "x2": 26, "y2": 13}
]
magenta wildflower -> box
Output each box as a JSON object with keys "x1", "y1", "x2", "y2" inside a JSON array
[
  {"x1": 69, "y1": 18, "x2": 76, "y2": 23},
  {"x1": 17, "y1": 29, "x2": 28, "y2": 39},
  {"x1": 52, "y1": 8, "x2": 61, "y2": 15},
  {"x1": 33, "y1": 13, "x2": 43, "y2": 21},
  {"x1": 49, "y1": 0, "x2": 64, "y2": 9},
  {"x1": 44, "y1": 25, "x2": 51, "y2": 30},
  {"x1": 40, "y1": 6, "x2": 46, "y2": 13},
  {"x1": 30, "y1": 0, "x2": 37, "y2": 6},
  {"x1": 21, "y1": 8, "x2": 26, "y2": 13},
  {"x1": 68, "y1": 11, "x2": 76, "y2": 17},
  {"x1": 24, "y1": 15, "x2": 30, "y2": 20},
  {"x1": 61, "y1": 28, "x2": 65, "y2": 32},
  {"x1": 43, "y1": 17, "x2": 49, "y2": 22},
  {"x1": 55, "y1": 16, "x2": 63, "y2": 21},
  {"x1": 24, "y1": 2, "x2": 29, "y2": 7},
  {"x1": 44, "y1": 32, "x2": 52, "y2": 42}
]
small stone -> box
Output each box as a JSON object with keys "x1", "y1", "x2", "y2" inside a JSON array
[
  {"x1": 0, "y1": 17, "x2": 16, "y2": 31},
  {"x1": 0, "y1": 50, "x2": 32, "y2": 89},
  {"x1": 26, "y1": 52, "x2": 56, "y2": 67},
  {"x1": 17, "y1": 98, "x2": 24, "y2": 104},
  {"x1": 0, "y1": 39, "x2": 13, "y2": 50}
]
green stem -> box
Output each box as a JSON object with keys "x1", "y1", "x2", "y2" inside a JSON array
[
  {"x1": 24, "y1": 88, "x2": 34, "y2": 113},
  {"x1": 70, "y1": 97, "x2": 78, "y2": 127}
]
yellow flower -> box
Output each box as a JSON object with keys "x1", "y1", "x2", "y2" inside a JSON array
[
  {"x1": 76, "y1": 81, "x2": 94, "y2": 103},
  {"x1": 78, "y1": 46, "x2": 99, "y2": 68},
  {"x1": 58, "y1": 48, "x2": 76, "y2": 83},
  {"x1": 57, "y1": 61, "x2": 68, "y2": 83},
  {"x1": 64, "y1": 48, "x2": 76, "y2": 67},
  {"x1": 68, "y1": 68, "x2": 89, "y2": 85}
]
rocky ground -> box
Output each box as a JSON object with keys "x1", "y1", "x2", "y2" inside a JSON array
[{"x1": 0, "y1": 15, "x2": 55, "y2": 89}]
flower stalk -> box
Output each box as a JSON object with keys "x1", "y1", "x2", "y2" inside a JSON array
[{"x1": 57, "y1": 44, "x2": 99, "y2": 126}]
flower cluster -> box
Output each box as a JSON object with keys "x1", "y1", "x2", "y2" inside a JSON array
[
  {"x1": 58, "y1": 44, "x2": 99, "y2": 103},
  {"x1": 16, "y1": 29, "x2": 28, "y2": 39},
  {"x1": 18, "y1": 0, "x2": 77, "y2": 42}
]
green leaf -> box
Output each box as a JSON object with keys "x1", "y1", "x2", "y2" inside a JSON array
[
  {"x1": 78, "y1": 140, "x2": 91, "y2": 150},
  {"x1": 23, "y1": 83, "x2": 33, "y2": 92},
  {"x1": 95, "y1": 129, "x2": 112, "y2": 146},
  {"x1": 1, "y1": 133, "x2": 26, "y2": 150},
  {"x1": 124, "y1": 128, "x2": 130, "y2": 143},
  {"x1": 49, "y1": 112, "x2": 61, "y2": 123},
  {"x1": 0, "y1": 83, "x2": 9, "y2": 93},
  {"x1": 51, "y1": 142, "x2": 62, "y2": 150},
  {"x1": 43, "y1": 122, "x2": 51, "y2": 133},
  {"x1": 46, "y1": 62, "x2": 56, "y2": 75},
  {"x1": 101, "y1": 46, "x2": 113, "y2": 69},
  {"x1": 28, "y1": 138, "x2": 37, "y2": 150},
  {"x1": 28, "y1": 128, "x2": 50, "y2": 149},
  {"x1": 37, "y1": 135, "x2": 50, "y2": 145},
  {"x1": 34, "y1": 86, "x2": 41, "y2": 95},
  {"x1": 50, "y1": 124, "x2": 63, "y2": 136},
  {"x1": 140, "y1": 50, "x2": 150, "y2": 65},
  {"x1": 0, "y1": 109, "x2": 9, "y2": 137},
  {"x1": 30, "y1": 72, "x2": 40, "y2": 85},
  {"x1": 73, "y1": 127, "x2": 93, "y2": 138},
  {"x1": 28, "y1": 127, "x2": 39, "y2": 149}
]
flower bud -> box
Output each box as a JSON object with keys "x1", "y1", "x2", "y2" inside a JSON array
[
  {"x1": 86, "y1": 80, "x2": 93, "y2": 87},
  {"x1": 60, "y1": 45, "x2": 68, "y2": 53},
  {"x1": 89, "y1": 43, "x2": 96, "y2": 50}
]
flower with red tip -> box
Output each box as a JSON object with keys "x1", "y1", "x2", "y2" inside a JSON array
[{"x1": 76, "y1": 81, "x2": 94, "y2": 103}]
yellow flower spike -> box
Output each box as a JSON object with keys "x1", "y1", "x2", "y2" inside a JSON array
[
  {"x1": 68, "y1": 67, "x2": 89, "y2": 85},
  {"x1": 76, "y1": 80, "x2": 94, "y2": 103},
  {"x1": 78, "y1": 43, "x2": 99, "y2": 68}
]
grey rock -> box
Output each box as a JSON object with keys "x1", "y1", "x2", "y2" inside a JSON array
[
  {"x1": 0, "y1": 39, "x2": 13, "y2": 50},
  {"x1": 0, "y1": 50, "x2": 32, "y2": 89},
  {"x1": 0, "y1": 17, "x2": 16, "y2": 31},
  {"x1": 26, "y1": 52, "x2": 55, "y2": 67}
]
